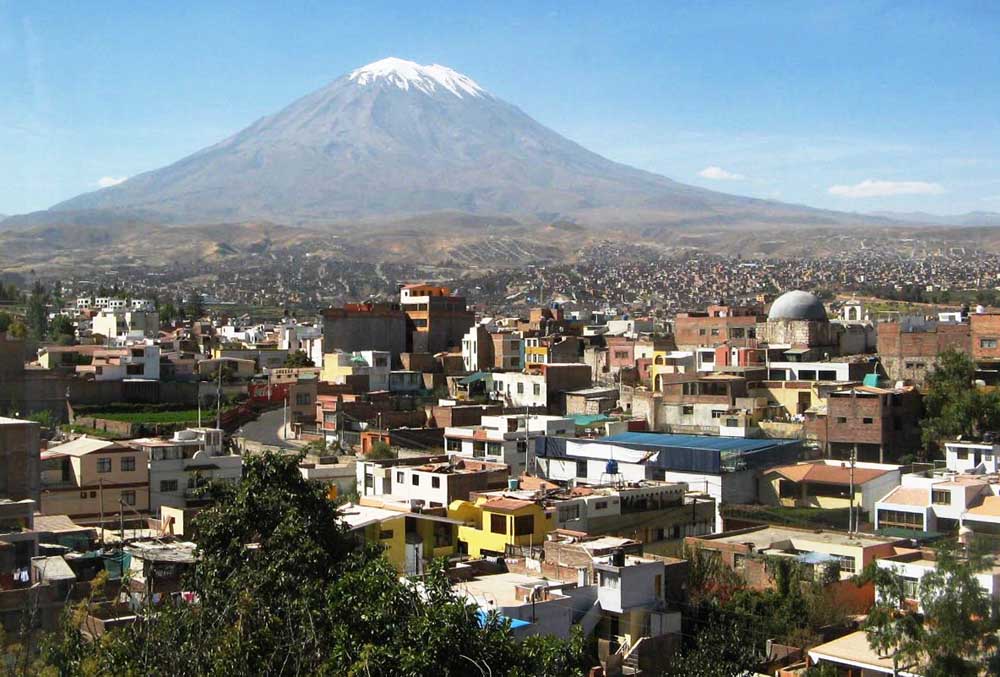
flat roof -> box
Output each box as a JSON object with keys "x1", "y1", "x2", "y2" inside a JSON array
[
  {"x1": 602, "y1": 432, "x2": 791, "y2": 454},
  {"x1": 703, "y1": 525, "x2": 900, "y2": 549},
  {"x1": 455, "y1": 572, "x2": 553, "y2": 608},
  {"x1": 809, "y1": 630, "x2": 922, "y2": 676},
  {"x1": 0, "y1": 416, "x2": 36, "y2": 426},
  {"x1": 45, "y1": 437, "x2": 125, "y2": 457}
]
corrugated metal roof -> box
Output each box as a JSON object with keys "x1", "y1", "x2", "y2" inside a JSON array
[{"x1": 602, "y1": 432, "x2": 790, "y2": 454}]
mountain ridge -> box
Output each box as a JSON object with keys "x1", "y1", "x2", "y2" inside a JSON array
[{"x1": 45, "y1": 57, "x2": 880, "y2": 230}]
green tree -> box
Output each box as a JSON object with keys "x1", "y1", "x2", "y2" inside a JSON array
[
  {"x1": 185, "y1": 293, "x2": 205, "y2": 320},
  {"x1": 8, "y1": 321, "x2": 28, "y2": 339},
  {"x1": 0, "y1": 311, "x2": 11, "y2": 333},
  {"x1": 921, "y1": 349, "x2": 1000, "y2": 454},
  {"x1": 159, "y1": 301, "x2": 176, "y2": 324},
  {"x1": 50, "y1": 315, "x2": 75, "y2": 342},
  {"x1": 36, "y1": 452, "x2": 586, "y2": 676},
  {"x1": 668, "y1": 616, "x2": 761, "y2": 677},
  {"x1": 366, "y1": 440, "x2": 396, "y2": 460},
  {"x1": 24, "y1": 287, "x2": 48, "y2": 340},
  {"x1": 283, "y1": 350, "x2": 315, "y2": 368}
]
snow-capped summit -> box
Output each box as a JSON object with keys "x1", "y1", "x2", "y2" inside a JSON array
[{"x1": 349, "y1": 57, "x2": 487, "y2": 99}]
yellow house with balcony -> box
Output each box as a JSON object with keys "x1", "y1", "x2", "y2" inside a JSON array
[
  {"x1": 338, "y1": 499, "x2": 459, "y2": 574},
  {"x1": 449, "y1": 496, "x2": 554, "y2": 558}
]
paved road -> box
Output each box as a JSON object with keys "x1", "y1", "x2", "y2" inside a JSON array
[{"x1": 237, "y1": 407, "x2": 298, "y2": 449}]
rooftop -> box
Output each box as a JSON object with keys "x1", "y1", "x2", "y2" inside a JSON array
[
  {"x1": 602, "y1": 432, "x2": 791, "y2": 454},
  {"x1": 809, "y1": 631, "x2": 922, "y2": 676},
  {"x1": 44, "y1": 437, "x2": 125, "y2": 457},
  {"x1": 702, "y1": 525, "x2": 901, "y2": 550},
  {"x1": 879, "y1": 486, "x2": 930, "y2": 507},
  {"x1": 767, "y1": 461, "x2": 894, "y2": 486}
]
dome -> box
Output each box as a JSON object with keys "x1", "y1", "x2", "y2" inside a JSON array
[{"x1": 767, "y1": 290, "x2": 827, "y2": 321}]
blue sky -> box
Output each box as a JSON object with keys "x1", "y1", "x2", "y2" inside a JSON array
[{"x1": 2, "y1": 1, "x2": 999, "y2": 216}]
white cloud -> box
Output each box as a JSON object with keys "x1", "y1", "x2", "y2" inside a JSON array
[
  {"x1": 97, "y1": 176, "x2": 127, "y2": 188},
  {"x1": 827, "y1": 179, "x2": 944, "y2": 198},
  {"x1": 697, "y1": 166, "x2": 745, "y2": 181}
]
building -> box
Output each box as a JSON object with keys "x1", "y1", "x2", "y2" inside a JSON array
[
  {"x1": 636, "y1": 373, "x2": 765, "y2": 436},
  {"x1": 807, "y1": 630, "x2": 924, "y2": 675},
  {"x1": 321, "y1": 303, "x2": 407, "y2": 362},
  {"x1": 535, "y1": 432, "x2": 801, "y2": 530},
  {"x1": 804, "y1": 384, "x2": 923, "y2": 463},
  {"x1": 91, "y1": 309, "x2": 160, "y2": 340},
  {"x1": 321, "y1": 350, "x2": 390, "y2": 391},
  {"x1": 877, "y1": 317, "x2": 970, "y2": 387},
  {"x1": 445, "y1": 414, "x2": 574, "y2": 476},
  {"x1": 524, "y1": 335, "x2": 582, "y2": 366},
  {"x1": 759, "y1": 290, "x2": 838, "y2": 350},
  {"x1": 687, "y1": 525, "x2": 903, "y2": 584},
  {"x1": 875, "y1": 548, "x2": 1000, "y2": 613},
  {"x1": 338, "y1": 498, "x2": 461, "y2": 574},
  {"x1": 75, "y1": 345, "x2": 160, "y2": 381},
  {"x1": 128, "y1": 428, "x2": 242, "y2": 514},
  {"x1": 40, "y1": 438, "x2": 150, "y2": 520},
  {"x1": 399, "y1": 284, "x2": 474, "y2": 354},
  {"x1": 491, "y1": 363, "x2": 593, "y2": 414},
  {"x1": 356, "y1": 455, "x2": 509, "y2": 508},
  {"x1": 0, "y1": 417, "x2": 40, "y2": 501},
  {"x1": 759, "y1": 460, "x2": 901, "y2": 519},
  {"x1": 461, "y1": 325, "x2": 523, "y2": 372},
  {"x1": 449, "y1": 495, "x2": 554, "y2": 558},
  {"x1": 673, "y1": 304, "x2": 762, "y2": 350}
]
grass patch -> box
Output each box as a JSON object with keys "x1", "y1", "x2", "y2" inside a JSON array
[
  {"x1": 89, "y1": 409, "x2": 201, "y2": 423},
  {"x1": 60, "y1": 424, "x2": 122, "y2": 440},
  {"x1": 722, "y1": 504, "x2": 852, "y2": 531}
]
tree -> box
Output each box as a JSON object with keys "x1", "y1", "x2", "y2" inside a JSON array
[
  {"x1": 921, "y1": 349, "x2": 1000, "y2": 454},
  {"x1": 159, "y1": 301, "x2": 176, "y2": 324},
  {"x1": 24, "y1": 287, "x2": 47, "y2": 340},
  {"x1": 0, "y1": 311, "x2": 10, "y2": 333},
  {"x1": 185, "y1": 293, "x2": 205, "y2": 320},
  {"x1": 367, "y1": 440, "x2": 396, "y2": 460},
  {"x1": 667, "y1": 616, "x2": 761, "y2": 677},
  {"x1": 283, "y1": 350, "x2": 315, "y2": 368},
  {"x1": 50, "y1": 315, "x2": 75, "y2": 342},
  {"x1": 36, "y1": 452, "x2": 586, "y2": 676},
  {"x1": 864, "y1": 541, "x2": 1000, "y2": 676}
]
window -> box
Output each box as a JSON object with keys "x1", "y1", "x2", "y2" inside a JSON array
[
  {"x1": 575, "y1": 460, "x2": 588, "y2": 478},
  {"x1": 862, "y1": 417, "x2": 874, "y2": 424},
  {"x1": 431, "y1": 476, "x2": 440, "y2": 488},
  {"x1": 160, "y1": 480, "x2": 178, "y2": 492},
  {"x1": 957, "y1": 450, "x2": 969, "y2": 460},
  {"x1": 514, "y1": 514, "x2": 534, "y2": 535},
  {"x1": 932, "y1": 490, "x2": 950, "y2": 505},
  {"x1": 901, "y1": 576, "x2": 919, "y2": 600},
  {"x1": 446, "y1": 438, "x2": 461, "y2": 452},
  {"x1": 698, "y1": 328, "x2": 707, "y2": 336},
  {"x1": 396, "y1": 471, "x2": 404, "y2": 483},
  {"x1": 79, "y1": 491, "x2": 87, "y2": 499},
  {"x1": 558, "y1": 504, "x2": 580, "y2": 521},
  {"x1": 411, "y1": 474, "x2": 419, "y2": 485},
  {"x1": 682, "y1": 405, "x2": 694, "y2": 415},
  {"x1": 818, "y1": 370, "x2": 837, "y2": 381},
  {"x1": 379, "y1": 529, "x2": 393, "y2": 540},
  {"x1": 96, "y1": 458, "x2": 112, "y2": 473},
  {"x1": 517, "y1": 383, "x2": 524, "y2": 394},
  {"x1": 364, "y1": 474, "x2": 374, "y2": 489},
  {"x1": 836, "y1": 417, "x2": 847, "y2": 424},
  {"x1": 710, "y1": 328, "x2": 720, "y2": 336},
  {"x1": 120, "y1": 456, "x2": 136, "y2": 472},
  {"x1": 806, "y1": 483, "x2": 850, "y2": 499},
  {"x1": 89, "y1": 491, "x2": 97, "y2": 498},
  {"x1": 121, "y1": 490, "x2": 136, "y2": 506},
  {"x1": 490, "y1": 514, "x2": 506, "y2": 534},
  {"x1": 733, "y1": 553, "x2": 747, "y2": 572},
  {"x1": 517, "y1": 441, "x2": 527, "y2": 455},
  {"x1": 595, "y1": 500, "x2": 608, "y2": 510},
  {"x1": 779, "y1": 480, "x2": 798, "y2": 499},
  {"x1": 981, "y1": 338, "x2": 998, "y2": 349},
  {"x1": 725, "y1": 418, "x2": 740, "y2": 427},
  {"x1": 837, "y1": 555, "x2": 856, "y2": 574},
  {"x1": 799, "y1": 369, "x2": 817, "y2": 380},
  {"x1": 599, "y1": 572, "x2": 620, "y2": 589},
  {"x1": 487, "y1": 442, "x2": 502, "y2": 455},
  {"x1": 711, "y1": 410, "x2": 727, "y2": 418},
  {"x1": 878, "y1": 510, "x2": 922, "y2": 529},
  {"x1": 615, "y1": 351, "x2": 629, "y2": 359},
  {"x1": 295, "y1": 393, "x2": 311, "y2": 405}
]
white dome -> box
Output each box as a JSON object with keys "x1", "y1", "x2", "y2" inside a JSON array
[{"x1": 768, "y1": 290, "x2": 827, "y2": 321}]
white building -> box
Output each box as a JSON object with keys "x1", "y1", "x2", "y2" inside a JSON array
[
  {"x1": 77, "y1": 344, "x2": 160, "y2": 381},
  {"x1": 491, "y1": 372, "x2": 547, "y2": 409},
  {"x1": 876, "y1": 551, "x2": 1000, "y2": 612},
  {"x1": 356, "y1": 456, "x2": 509, "y2": 508},
  {"x1": 128, "y1": 428, "x2": 243, "y2": 514},
  {"x1": 92, "y1": 309, "x2": 160, "y2": 339},
  {"x1": 445, "y1": 415, "x2": 573, "y2": 476}
]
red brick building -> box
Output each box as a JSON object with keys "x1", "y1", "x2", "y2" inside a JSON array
[
  {"x1": 673, "y1": 304, "x2": 763, "y2": 349},
  {"x1": 876, "y1": 320, "x2": 970, "y2": 386},
  {"x1": 805, "y1": 384, "x2": 923, "y2": 462}
]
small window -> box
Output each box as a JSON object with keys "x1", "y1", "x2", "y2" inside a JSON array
[
  {"x1": 490, "y1": 513, "x2": 506, "y2": 534},
  {"x1": 862, "y1": 417, "x2": 874, "y2": 424},
  {"x1": 89, "y1": 491, "x2": 97, "y2": 498},
  {"x1": 431, "y1": 476, "x2": 440, "y2": 488},
  {"x1": 120, "y1": 456, "x2": 136, "y2": 472},
  {"x1": 836, "y1": 416, "x2": 847, "y2": 424},
  {"x1": 446, "y1": 438, "x2": 461, "y2": 452},
  {"x1": 710, "y1": 328, "x2": 719, "y2": 336},
  {"x1": 595, "y1": 500, "x2": 608, "y2": 510},
  {"x1": 80, "y1": 491, "x2": 88, "y2": 499},
  {"x1": 517, "y1": 383, "x2": 524, "y2": 394},
  {"x1": 396, "y1": 471, "x2": 403, "y2": 483},
  {"x1": 682, "y1": 405, "x2": 694, "y2": 415},
  {"x1": 957, "y1": 450, "x2": 969, "y2": 460},
  {"x1": 514, "y1": 514, "x2": 534, "y2": 536},
  {"x1": 932, "y1": 490, "x2": 950, "y2": 505},
  {"x1": 533, "y1": 383, "x2": 541, "y2": 396},
  {"x1": 981, "y1": 338, "x2": 998, "y2": 349},
  {"x1": 575, "y1": 460, "x2": 588, "y2": 478},
  {"x1": 379, "y1": 529, "x2": 393, "y2": 540},
  {"x1": 96, "y1": 458, "x2": 112, "y2": 473},
  {"x1": 411, "y1": 474, "x2": 419, "y2": 485},
  {"x1": 121, "y1": 490, "x2": 136, "y2": 506},
  {"x1": 698, "y1": 328, "x2": 706, "y2": 336}
]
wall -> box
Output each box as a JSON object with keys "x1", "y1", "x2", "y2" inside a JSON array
[{"x1": 0, "y1": 419, "x2": 40, "y2": 501}]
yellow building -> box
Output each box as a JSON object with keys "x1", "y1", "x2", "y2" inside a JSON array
[
  {"x1": 759, "y1": 460, "x2": 901, "y2": 518},
  {"x1": 449, "y1": 496, "x2": 554, "y2": 558},
  {"x1": 649, "y1": 349, "x2": 695, "y2": 392},
  {"x1": 339, "y1": 499, "x2": 458, "y2": 574}
]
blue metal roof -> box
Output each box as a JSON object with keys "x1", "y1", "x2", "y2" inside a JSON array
[{"x1": 602, "y1": 432, "x2": 790, "y2": 454}]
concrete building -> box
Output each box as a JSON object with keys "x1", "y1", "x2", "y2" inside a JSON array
[
  {"x1": 876, "y1": 548, "x2": 1000, "y2": 613},
  {"x1": 40, "y1": 438, "x2": 150, "y2": 520},
  {"x1": 525, "y1": 335, "x2": 582, "y2": 366},
  {"x1": 321, "y1": 350, "x2": 390, "y2": 391},
  {"x1": 759, "y1": 460, "x2": 901, "y2": 519},
  {"x1": 0, "y1": 417, "x2": 40, "y2": 501},
  {"x1": 491, "y1": 363, "x2": 593, "y2": 414},
  {"x1": 91, "y1": 309, "x2": 160, "y2": 340},
  {"x1": 461, "y1": 325, "x2": 522, "y2": 372},
  {"x1": 445, "y1": 414, "x2": 574, "y2": 476},
  {"x1": 673, "y1": 304, "x2": 763, "y2": 350},
  {"x1": 536, "y1": 432, "x2": 801, "y2": 530},
  {"x1": 76, "y1": 345, "x2": 160, "y2": 381},
  {"x1": 876, "y1": 317, "x2": 970, "y2": 387},
  {"x1": 450, "y1": 495, "x2": 554, "y2": 558},
  {"x1": 128, "y1": 428, "x2": 243, "y2": 514},
  {"x1": 321, "y1": 303, "x2": 407, "y2": 362},
  {"x1": 399, "y1": 284, "x2": 474, "y2": 355},
  {"x1": 356, "y1": 455, "x2": 509, "y2": 508}
]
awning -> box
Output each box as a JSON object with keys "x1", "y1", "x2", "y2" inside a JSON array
[{"x1": 459, "y1": 372, "x2": 488, "y2": 385}]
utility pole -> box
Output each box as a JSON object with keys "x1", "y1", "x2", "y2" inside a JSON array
[
  {"x1": 215, "y1": 358, "x2": 223, "y2": 430},
  {"x1": 848, "y1": 444, "x2": 857, "y2": 534},
  {"x1": 98, "y1": 478, "x2": 105, "y2": 546}
]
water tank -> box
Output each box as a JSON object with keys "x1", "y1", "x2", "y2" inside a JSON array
[
  {"x1": 611, "y1": 549, "x2": 626, "y2": 567},
  {"x1": 606, "y1": 459, "x2": 619, "y2": 475},
  {"x1": 508, "y1": 478, "x2": 520, "y2": 491}
]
